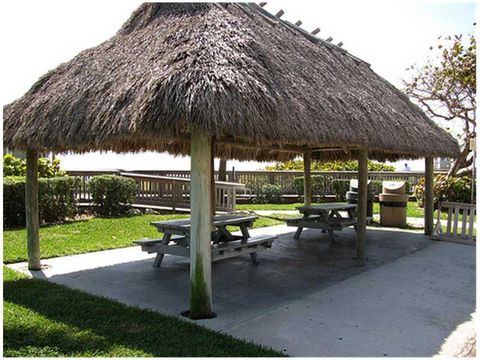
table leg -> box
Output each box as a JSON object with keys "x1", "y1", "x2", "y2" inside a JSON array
[
  {"x1": 347, "y1": 208, "x2": 358, "y2": 233},
  {"x1": 327, "y1": 229, "x2": 338, "y2": 244},
  {"x1": 250, "y1": 252, "x2": 260, "y2": 264},
  {"x1": 239, "y1": 223, "x2": 259, "y2": 263},
  {"x1": 294, "y1": 227, "x2": 304, "y2": 239},
  {"x1": 153, "y1": 233, "x2": 172, "y2": 268},
  {"x1": 294, "y1": 213, "x2": 308, "y2": 239},
  {"x1": 239, "y1": 224, "x2": 250, "y2": 240}
]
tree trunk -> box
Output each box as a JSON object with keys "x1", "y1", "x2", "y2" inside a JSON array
[{"x1": 448, "y1": 140, "x2": 471, "y2": 177}]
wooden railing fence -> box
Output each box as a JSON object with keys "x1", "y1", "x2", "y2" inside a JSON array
[
  {"x1": 432, "y1": 202, "x2": 476, "y2": 244},
  {"x1": 67, "y1": 170, "x2": 245, "y2": 212},
  {"x1": 66, "y1": 169, "x2": 448, "y2": 211},
  {"x1": 112, "y1": 170, "x2": 447, "y2": 195}
]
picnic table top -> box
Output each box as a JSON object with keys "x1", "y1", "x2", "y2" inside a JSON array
[
  {"x1": 151, "y1": 214, "x2": 258, "y2": 230},
  {"x1": 296, "y1": 203, "x2": 357, "y2": 213}
]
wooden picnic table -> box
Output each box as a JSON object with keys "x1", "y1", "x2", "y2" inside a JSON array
[
  {"x1": 135, "y1": 214, "x2": 276, "y2": 267},
  {"x1": 286, "y1": 203, "x2": 358, "y2": 243}
]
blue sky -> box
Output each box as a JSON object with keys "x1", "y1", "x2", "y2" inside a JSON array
[
  {"x1": 1, "y1": 0, "x2": 476, "y2": 171},
  {"x1": 421, "y1": 2, "x2": 475, "y2": 33}
]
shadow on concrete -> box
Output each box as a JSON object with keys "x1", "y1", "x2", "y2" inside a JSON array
[{"x1": 22, "y1": 227, "x2": 433, "y2": 330}]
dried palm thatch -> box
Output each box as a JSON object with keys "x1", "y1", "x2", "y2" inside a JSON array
[{"x1": 3, "y1": 3, "x2": 459, "y2": 162}]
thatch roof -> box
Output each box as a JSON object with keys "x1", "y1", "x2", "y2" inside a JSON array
[{"x1": 3, "y1": 2, "x2": 459, "y2": 161}]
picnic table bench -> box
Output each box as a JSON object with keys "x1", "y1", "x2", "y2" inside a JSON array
[
  {"x1": 286, "y1": 203, "x2": 359, "y2": 243},
  {"x1": 134, "y1": 214, "x2": 276, "y2": 266}
]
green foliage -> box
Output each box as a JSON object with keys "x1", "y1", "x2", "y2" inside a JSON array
[
  {"x1": 3, "y1": 154, "x2": 65, "y2": 177},
  {"x1": 293, "y1": 175, "x2": 327, "y2": 197},
  {"x1": 331, "y1": 179, "x2": 350, "y2": 201},
  {"x1": 89, "y1": 175, "x2": 137, "y2": 216},
  {"x1": 38, "y1": 158, "x2": 65, "y2": 177},
  {"x1": 3, "y1": 154, "x2": 25, "y2": 176},
  {"x1": 3, "y1": 176, "x2": 80, "y2": 228},
  {"x1": 266, "y1": 159, "x2": 395, "y2": 172},
  {"x1": 414, "y1": 175, "x2": 472, "y2": 207},
  {"x1": 370, "y1": 180, "x2": 383, "y2": 195},
  {"x1": 254, "y1": 184, "x2": 282, "y2": 204}
]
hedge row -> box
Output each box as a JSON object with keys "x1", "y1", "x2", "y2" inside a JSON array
[
  {"x1": 4, "y1": 176, "x2": 80, "y2": 228},
  {"x1": 3, "y1": 175, "x2": 137, "y2": 229},
  {"x1": 89, "y1": 175, "x2": 137, "y2": 216}
]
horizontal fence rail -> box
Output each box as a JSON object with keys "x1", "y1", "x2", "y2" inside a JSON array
[
  {"x1": 66, "y1": 169, "x2": 448, "y2": 210},
  {"x1": 77, "y1": 170, "x2": 446, "y2": 194},
  {"x1": 229, "y1": 170, "x2": 447, "y2": 195},
  {"x1": 68, "y1": 170, "x2": 245, "y2": 212}
]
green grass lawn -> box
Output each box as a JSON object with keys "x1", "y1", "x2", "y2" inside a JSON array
[
  {"x1": 3, "y1": 267, "x2": 283, "y2": 357},
  {"x1": 3, "y1": 214, "x2": 290, "y2": 356},
  {"x1": 3, "y1": 214, "x2": 287, "y2": 264},
  {"x1": 237, "y1": 203, "x2": 304, "y2": 211}
]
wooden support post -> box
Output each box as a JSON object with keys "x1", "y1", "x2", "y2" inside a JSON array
[
  {"x1": 26, "y1": 148, "x2": 41, "y2": 270},
  {"x1": 210, "y1": 141, "x2": 216, "y2": 218},
  {"x1": 424, "y1": 157, "x2": 434, "y2": 235},
  {"x1": 218, "y1": 159, "x2": 227, "y2": 181},
  {"x1": 189, "y1": 128, "x2": 214, "y2": 319},
  {"x1": 303, "y1": 151, "x2": 312, "y2": 206},
  {"x1": 356, "y1": 150, "x2": 368, "y2": 261}
]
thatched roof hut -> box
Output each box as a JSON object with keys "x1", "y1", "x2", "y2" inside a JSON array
[
  {"x1": 4, "y1": 2, "x2": 458, "y2": 161},
  {"x1": 4, "y1": 2, "x2": 453, "y2": 319}
]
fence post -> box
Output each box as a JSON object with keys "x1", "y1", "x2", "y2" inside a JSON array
[{"x1": 424, "y1": 157, "x2": 434, "y2": 235}]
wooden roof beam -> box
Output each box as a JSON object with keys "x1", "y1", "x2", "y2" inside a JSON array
[{"x1": 275, "y1": 9, "x2": 284, "y2": 18}]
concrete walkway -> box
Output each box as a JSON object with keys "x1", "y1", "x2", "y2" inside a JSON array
[
  {"x1": 8, "y1": 225, "x2": 475, "y2": 357},
  {"x1": 222, "y1": 240, "x2": 475, "y2": 357}
]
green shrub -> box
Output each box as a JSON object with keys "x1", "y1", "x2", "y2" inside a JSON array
[
  {"x1": 294, "y1": 175, "x2": 327, "y2": 197},
  {"x1": 414, "y1": 175, "x2": 472, "y2": 207},
  {"x1": 266, "y1": 159, "x2": 395, "y2": 171},
  {"x1": 370, "y1": 180, "x2": 383, "y2": 195},
  {"x1": 3, "y1": 154, "x2": 65, "y2": 177},
  {"x1": 331, "y1": 179, "x2": 350, "y2": 201},
  {"x1": 3, "y1": 154, "x2": 25, "y2": 176},
  {"x1": 89, "y1": 175, "x2": 137, "y2": 216},
  {"x1": 254, "y1": 184, "x2": 283, "y2": 204},
  {"x1": 3, "y1": 176, "x2": 80, "y2": 228},
  {"x1": 3, "y1": 177, "x2": 25, "y2": 228}
]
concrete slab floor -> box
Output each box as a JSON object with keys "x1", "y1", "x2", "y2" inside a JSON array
[{"x1": 7, "y1": 225, "x2": 476, "y2": 357}]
